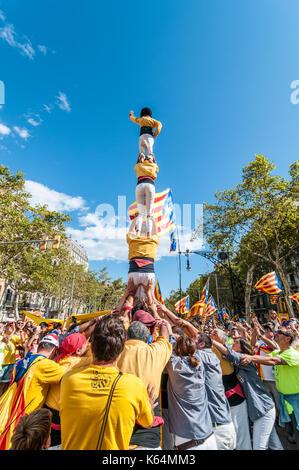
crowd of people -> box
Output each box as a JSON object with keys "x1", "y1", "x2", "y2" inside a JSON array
[
  {"x1": 0, "y1": 108, "x2": 298, "y2": 451},
  {"x1": 0, "y1": 290, "x2": 298, "y2": 451}
]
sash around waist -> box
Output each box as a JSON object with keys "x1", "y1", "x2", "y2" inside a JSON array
[
  {"x1": 129, "y1": 257, "x2": 155, "y2": 273},
  {"x1": 137, "y1": 176, "x2": 155, "y2": 186},
  {"x1": 140, "y1": 126, "x2": 154, "y2": 136}
]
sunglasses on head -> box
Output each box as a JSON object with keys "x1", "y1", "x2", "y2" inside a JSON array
[{"x1": 276, "y1": 330, "x2": 292, "y2": 337}]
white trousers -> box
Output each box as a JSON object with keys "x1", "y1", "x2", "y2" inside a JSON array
[
  {"x1": 128, "y1": 272, "x2": 155, "y2": 302},
  {"x1": 213, "y1": 421, "x2": 236, "y2": 450},
  {"x1": 230, "y1": 400, "x2": 252, "y2": 450},
  {"x1": 139, "y1": 134, "x2": 154, "y2": 156},
  {"x1": 252, "y1": 406, "x2": 283, "y2": 450},
  {"x1": 135, "y1": 183, "x2": 155, "y2": 235},
  {"x1": 174, "y1": 433, "x2": 218, "y2": 450}
]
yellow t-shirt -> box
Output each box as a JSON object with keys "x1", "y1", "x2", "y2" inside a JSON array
[
  {"x1": 134, "y1": 162, "x2": 159, "y2": 180},
  {"x1": 60, "y1": 365, "x2": 153, "y2": 450},
  {"x1": 24, "y1": 358, "x2": 67, "y2": 413},
  {"x1": 45, "y1": 354, "x2": 92, "y2": 411},
  {"x1": 116, "y1": 337, "x2": 172, "y2": 396},
  {"x1": 127, "y1": 233, "x2": 160, "y2": 260},
  {"x1": 0, "y1": 335, "x2": 22, "y2": 365},
  {"x1": 212, "y1": 345, "x2": 234, "y2": 376},
  {"x1": 129, "y1": 115, "x2": 162, "y2": 137}
]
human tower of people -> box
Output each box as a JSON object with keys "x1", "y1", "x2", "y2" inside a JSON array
[{"x1": 0, "y1": 109, "x2": 299, "y2": 451}]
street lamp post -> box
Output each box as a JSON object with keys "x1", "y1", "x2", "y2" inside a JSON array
[{"x1": 179, "y1": 249, "x2": 245, "y2": 314}]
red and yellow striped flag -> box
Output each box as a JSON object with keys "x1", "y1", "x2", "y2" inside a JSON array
[
  {"x1": 154, "y1": 280, "x2": 164, "y2": 304},
  {"x1": 289, "y1": 293, "x2": 299, "y2": 304},
  {"x1": 254, "y1": 272, "x2": 283, "y2": 295},
  {"x1": 185, "y1": 300, "x2": 205, "y2": 319},
  {"x1": 270, "y1": 294, "x2": 279, "y2": 304},
  {"x1": 206, "y1": 296, "x2": 217, "y2": 316},
  {"x1": 128, "y1": 188, "x2": 175, "y2": 237},
  {"x1": 175, "y1": 296, "x2": 190, "y2": 314},
  {"x1": 200, "y1": 279, "x2": 209, "y2": 305}
]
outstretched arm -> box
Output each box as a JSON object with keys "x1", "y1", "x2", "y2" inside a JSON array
[{"x1": 211, "y1": 339, "x2": 229, "y2": 356}]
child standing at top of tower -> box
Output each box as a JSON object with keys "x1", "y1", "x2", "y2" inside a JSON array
[{"x1": 129, "y1": 107, "x2": 162, "y2": 159}]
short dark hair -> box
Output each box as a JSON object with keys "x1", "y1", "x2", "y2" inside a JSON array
[
  {"x1": 11, "y1": 409, "x2": 52, "y2": 450},
  {"x1": 140, "y1": 107, "x2": 152, "y2": 117},
  {"x1": 197, "y1": 332, "x2": 212, "y2": 349},
  {"x1": 37, "y1": 341, "x2": 56, "y2": 352},
  {"x1": 172, "y1": 326, "x2": 185, "y2": 337},
  {"x1": 91, "y1": 315, "x2": 126, "y2": 362},
  {"x1": 39, "y1": 322, "x2": 48, "y2": 328}
]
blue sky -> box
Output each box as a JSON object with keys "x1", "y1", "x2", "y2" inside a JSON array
[{"x1": 1, "y1": 0, "x2": 298, "y2": 300}]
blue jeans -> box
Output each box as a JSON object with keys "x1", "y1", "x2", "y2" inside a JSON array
[{"x1": 252, "y1": 406, "x2": 283, "y2": 450}]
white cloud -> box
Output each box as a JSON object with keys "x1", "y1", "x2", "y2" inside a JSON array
[
  {"x1": 26, "y1": 113, "x2": 43, "y2": 127},
  {"x1": 0, "y1": 122, "x2": 11, "y2": 136},
  {"x1": 0, "y1": 10, "x2": 5, "y2": 22},
  {"x1": 0, "y1": 23, "x2": 35, "y2": 59},
  {"x1": 56, "y1": 91, "x2": 71, "y2": 112},
  {"x1": 25, "y1": 180, "x2": 87, "y2": 212},
  {"x1": 64, "y1": 207, "x2": 204, "y2": 263},
  {"x1": 37, "y1": 44, "x2": 47, "y2": 55},
  {"x1": 13, "y1": 126, "x2": 30, "y2": 139},
  {"x1": 43, "y1": 104, "x2": 53, "y2": 113}
]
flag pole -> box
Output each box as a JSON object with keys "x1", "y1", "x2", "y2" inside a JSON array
[{"x1": 176, "y1": 224, "x2": 183, "y2": 316}]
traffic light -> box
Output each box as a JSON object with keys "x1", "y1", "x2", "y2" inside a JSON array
[
  {"x1": 40, "y1": 235, "x2": 48, "y2": 251},
  {"x1": 52, "y1": 234, "x2": 61, "y2": 249}
]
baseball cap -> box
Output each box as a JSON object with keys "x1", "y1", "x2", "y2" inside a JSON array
[{"x1": 41, "y1": 333, "x2": 59, "y2": 348}]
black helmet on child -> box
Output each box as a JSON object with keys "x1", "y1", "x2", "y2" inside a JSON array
[{"x1": 140, "y1": 107, "x2": 152, "y2": 117}]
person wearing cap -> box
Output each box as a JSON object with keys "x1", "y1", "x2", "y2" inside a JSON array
[
  {"x1": 44, "y1": 333, "x2": 90, "y2": 447},
  {"x1": 129, "y1": 107, "x2": 162, "y2": 160},
  {"x1": 0, "y1": 333, "x2": 68, "y2": 449}
]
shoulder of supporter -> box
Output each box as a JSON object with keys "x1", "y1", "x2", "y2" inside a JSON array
[
  {"x1": 270, "y1": 347, "x2": 299, "y2": 366},
  {"x1": 35, "y1": 357, "x2": 68, "y2": 383},
  {"x1": 149, "y1": 335, "x2": 172, "y2": 358},
  {"x1": 223, "y1": 344, "x2": 242, "y2": 367}
]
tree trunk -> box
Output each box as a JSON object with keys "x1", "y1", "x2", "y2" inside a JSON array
[
  {"x1": 245, "y1": 264, "x2": 256, "y2": 321},
  {"x1": 275, "y1": 262, "x2": 294, "y2": 318}
]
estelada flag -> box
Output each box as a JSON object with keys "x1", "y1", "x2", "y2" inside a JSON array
[
  {"x1": 206, "y1": 296, "x2": 217, "y2": 316},
  {"x1": 154, "y1": 280, "x2": 164, "y2": 304},
  {"x1": 289, "y1": 293, "x2": 299, "y2": 304},
  {"x1": 175, "y1": 296, "x2": 190, "y2": 314},
  {"x1": 200, "y1": 279, "x2": 209, "y2": 305},
  {"x1": 254, "y1": 272, "x2": 283, "y2": 294},
  {"x1": 0, "y1": 354, "x2": 46, "y2": 450},
  {"x1": 270, "y1": 294, "x2": 279, "y2": 304},
  {"x1": 128, "y1": 188, "x2": 176, "y2": 238},
  {"x1": 185, "y1": 300, "x2": 205, "y2": 319}
]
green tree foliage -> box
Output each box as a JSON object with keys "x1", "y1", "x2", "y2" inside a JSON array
[
  {"x1": 193, "y1": 155, "x2": 299, "y2": 317},
  {"x1": 0, "y1": 165, "x2": 125, "y2": 317}
]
